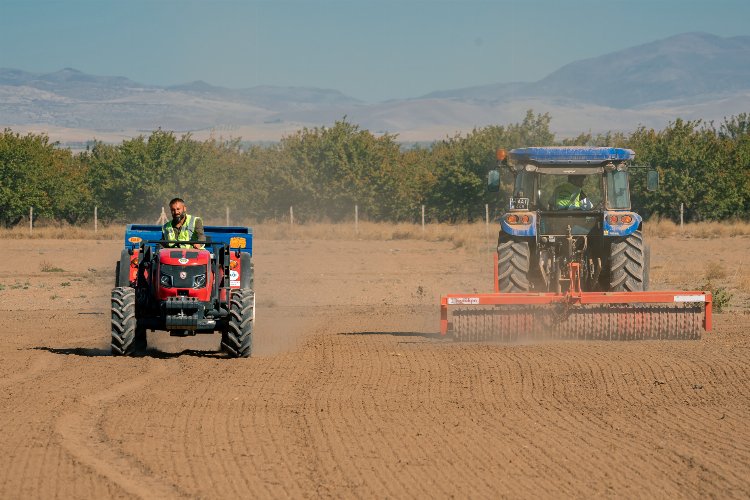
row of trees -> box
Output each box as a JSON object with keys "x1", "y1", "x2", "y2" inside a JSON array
[{"x1": 1, "y1": 111, "x2": 749, "y2": 227}]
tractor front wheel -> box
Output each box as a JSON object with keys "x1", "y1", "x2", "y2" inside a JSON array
[
  {"x1": 111, "y1": 287, "x2": 141, "y2": 356},
  {"x1": 221, "y1": 289, "x2": 254, "y2": 358},
  {"x1": 497, "y1": 234, "x2": 531, "y2": 293},
  {"x1": 608, "y1": 230, "x2": 646, "y2": 292}
]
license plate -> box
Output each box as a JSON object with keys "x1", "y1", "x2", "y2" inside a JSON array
[{"x1": 510, "y1": 197, "x2": 529, "y2": 210}]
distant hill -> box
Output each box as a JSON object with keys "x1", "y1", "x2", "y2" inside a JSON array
[
  {"x1": 2, "y1": 32, "x2": 750, "y2": 143},
  {"x1": 422, "y1": 33, "x2": 750, "y2": 108},
  {"x1": 532, "y1": 32, "x2": 750, "y2": 108}
]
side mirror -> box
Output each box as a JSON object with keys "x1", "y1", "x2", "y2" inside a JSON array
[
  {"x1": 487, "y1": 169, "x2": 500, "y2": 193},
  {"x1": 647, "y1": 170, "x2": 659, "y2": 191}
]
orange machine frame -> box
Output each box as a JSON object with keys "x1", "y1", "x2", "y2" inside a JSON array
[{"x1": 440, "y1": 254, "x2": 712, "y2": 336}]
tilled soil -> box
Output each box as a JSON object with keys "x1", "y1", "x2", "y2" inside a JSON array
[{"x1": 0, "y1": 236, "x2": 749, "y2": 498}]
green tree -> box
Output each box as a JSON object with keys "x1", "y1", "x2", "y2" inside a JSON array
[{"x1": 0, "y1": 129, "x2": 91, "y2": 227}]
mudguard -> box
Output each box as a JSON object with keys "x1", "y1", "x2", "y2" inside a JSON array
[{"x1": 123, "y1": 224, "x2": 253, "y2": 255}]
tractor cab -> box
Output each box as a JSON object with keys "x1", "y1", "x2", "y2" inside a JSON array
[
  {"x1": 486, "y1": 147, "x2": 653, "y2": 294},
  {"x1": 489, "y1": 147, "x2": 646, "y2": 240}
]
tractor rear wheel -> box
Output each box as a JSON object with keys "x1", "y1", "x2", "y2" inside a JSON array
[
  {"x1": 497, "y1": 234, "x2": 531, "y2": 292},
  {"x1": 221, "y1": 289, "x2": 254, "y2": 358},
  {"x1": 111, "y1": 287, "x2": 139, "y2": 356},
  {"x1": 608, "y1": 230, "x2": 646, "y2": 292}
]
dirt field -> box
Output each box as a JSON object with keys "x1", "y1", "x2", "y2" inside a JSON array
[{"x1": 0, "y1": 232, "x2": 749, "y2": 498}]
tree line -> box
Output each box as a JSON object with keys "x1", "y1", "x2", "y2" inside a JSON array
[{"x1": 1, "y1": 110, "x2": 749, "y2": 227}]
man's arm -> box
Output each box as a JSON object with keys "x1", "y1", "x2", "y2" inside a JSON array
[
  {"x1": 192, "y1": 217, "x2": 205, "y2": 247},
  {"x1": 578, "y1": 190, "x2": 593, "y2": 210}
]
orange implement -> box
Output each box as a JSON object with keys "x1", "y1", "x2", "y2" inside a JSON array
[{"x1": 441, "y1": 260, "x2": 712, "y2": 341}]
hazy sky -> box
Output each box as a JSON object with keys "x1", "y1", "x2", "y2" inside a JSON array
[{"x1": 1, "y1": 0, "x2": 747, "y2": 102}]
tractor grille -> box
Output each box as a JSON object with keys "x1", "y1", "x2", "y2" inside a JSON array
[{"x1": 161, "y1": 264, "x2": 207, "y2": 289}]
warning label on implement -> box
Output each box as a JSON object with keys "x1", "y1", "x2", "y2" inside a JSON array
[
  {"x1": 674, "y1": 295, "x2": 706, "y2": 303},
  {"x1": 447, "y1": 297, "x2": 480, "y2": 305}
]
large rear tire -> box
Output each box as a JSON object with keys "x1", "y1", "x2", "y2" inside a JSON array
[
  {"x1": 221, "y1": 289, "x2": 254, "y2": 358},
  {"x1": 608, "y1": 230, "x2": 646, "y2": 292},
  {"x1": 497, "y1": 234, "x2": 531, "y2": 292},
  {"x1": 111, "y1": 287, "x2": 139, "y2": 356}
]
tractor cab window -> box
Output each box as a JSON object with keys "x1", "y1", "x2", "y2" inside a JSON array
[
  {"x1": 511, "y1": 171, "x2": 536, "y2": 209},
  {"x1": 606, "y1": 170, "x2": 630, "y2": 209},
  {"x1": 540, "y1": 174, "x2": 602, "y2": 211}
]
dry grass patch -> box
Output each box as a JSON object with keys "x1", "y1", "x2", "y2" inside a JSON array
[
  {"x1": 252, "y1": 221, "x2": 491, "y2": 249},
  {"x1": 736, "y1": 275, "x2": 750, "y2": 294},
  {"x1": 40, "y1": 262, "x2": 65, "y2": 273},
  {"x1": 4, "y1": 218, "x2": 750, "y2": 249},
  {"x1": 0, "y1": 224, "x2": 122, "y2": 240},
  {"x1": 645, "y1": 219, "x2": 750, "y2": 239},
  {"x1": 703, "y1": 262, "x2": 728, "y2": 281}
]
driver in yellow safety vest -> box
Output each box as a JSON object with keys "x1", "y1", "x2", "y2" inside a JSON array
[
  {"x1": 162, "y1": 197, "x2": 205, "y2": 248},
  {"x1": 550, "y1": 175, "x2": 593, "y2": 210}
]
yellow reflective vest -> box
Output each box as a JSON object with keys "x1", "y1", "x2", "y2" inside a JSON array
[
  {"x1": 553, "y1": 182, "x2": 583, "y2": 209},
  {"x1": 162, "y1": 215, "x2": 201, "y2": 248}
]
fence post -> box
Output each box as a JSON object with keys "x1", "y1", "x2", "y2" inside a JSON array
[
  {"x1": 156, "y1": 207, "x2": 168, "y2": 225},
  {"x1": 29, "y1": 207, "x2": 33, "y2": 235},
  {"x1": 94, "y1": 205, "x2": 98, "y2": 233},
  {"x1": 485, "y1": 203, "x2": 490, "y2": 252},
  {"x1": 680, "y1": 203, "x2": 684, "y2": 234},
  {"x1": 421, "y1": 204, "x2": 425, "y2": 233},
  {"x1": 355, "y1": 204, "x2": 359, "y2": 235},
  {"x1": 290, "y1": 206, "x2": 294, "y2": 229}
]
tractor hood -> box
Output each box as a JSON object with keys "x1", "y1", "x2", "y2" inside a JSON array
[{"x1": 158, "y1": 248, "x2": 211, "y2": 266}]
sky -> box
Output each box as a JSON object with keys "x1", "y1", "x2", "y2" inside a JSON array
[{"x1": 1, "y1": 0, "x2": 748, "y2": 102}]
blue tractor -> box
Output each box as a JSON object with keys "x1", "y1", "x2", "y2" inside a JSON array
[
  {"x1": 439, "y1": 147, "x2": 711, "y2": 342},
  {"x1": 488, "y1": 147, "x2": 658, "y2": 294}
]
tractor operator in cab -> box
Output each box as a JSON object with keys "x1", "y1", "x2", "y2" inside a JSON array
[
  {"x1": 162, "y1": 197, "x2": 205, "y2": 248},
  {"x1": 550, "y1": 175, "x2": 593, "y2": 210}
]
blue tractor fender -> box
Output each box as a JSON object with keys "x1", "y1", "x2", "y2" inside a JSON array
[
  {"x1": 123, "y1": 224, "x2": 253, "y2": 254},
  {"x1": 499, "y1": 212, "x2": 536, "y2": 237},
  {"x1": 602, "y1": 212, "x2": 642, "y2": 237}
]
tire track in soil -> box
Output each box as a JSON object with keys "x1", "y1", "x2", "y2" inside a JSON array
[
  {"x1": 504, "y1": 348, "x2": 592, "y2": 496},
  {"x1": 519, "y1": 343, "x2": 750, "y2": 496},
  {"x1": 0, "y1": 355, "x2": 62, "y2": 390},
  {"x1": 409, "y1": 340, "x2": 749, "y2": 498},
  {"x1": 290, "y1": 330, "x2": 414, "y2": 497},
  {"x1": 55, "y1": 360, "x2": 184, "y2": 499},
  {"x1": 566, "y1": 347, "x2": 732, "y2": 495}
]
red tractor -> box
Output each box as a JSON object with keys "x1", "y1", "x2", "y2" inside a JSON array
[{"x1": 111, "y1": 224, "x2": 254, "y2": 357}]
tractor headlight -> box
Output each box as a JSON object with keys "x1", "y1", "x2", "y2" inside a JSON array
[
  {"x1": 160, "y1": 273, "x2": 173, "y2": 288},
  {"x1": 193, "y1": 274, "x2": 206, "y2": 289}
]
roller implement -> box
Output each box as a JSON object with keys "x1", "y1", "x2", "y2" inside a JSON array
[{"x1": 440, "y1": 147, "x2": 712, "y2": 341}]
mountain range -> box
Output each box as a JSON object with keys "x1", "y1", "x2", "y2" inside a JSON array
[{"x1": 1, "y1": 32, "x2": 749, "y2": 145}]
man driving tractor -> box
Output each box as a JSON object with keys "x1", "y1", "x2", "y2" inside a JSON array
[
  {"x1": 550, "y1": 175, "x2": 594, "y2": 210},
  {"x1": 161, "y1": 197, "x2": 205, "y2": 248}
]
